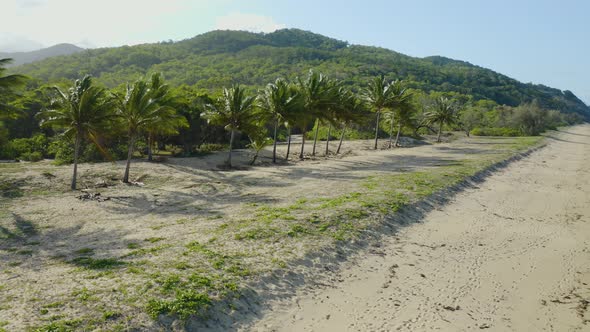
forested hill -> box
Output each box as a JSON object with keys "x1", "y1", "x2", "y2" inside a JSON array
[{"x1": 13, "y1": 29, "x2": 589, "y2": 117}]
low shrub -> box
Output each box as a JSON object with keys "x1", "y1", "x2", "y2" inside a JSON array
[
  {"x1": 470, "y1": 127, "x2": 522, "y2": 137},
  {"x1": 0, "y1": 134, "x2": 48, "y2": 160},
  {"x1": 49, "y1": 136, "x2": 130, "y2": 165},
  {"x1": 19, "y1": 151, "x2": 43, "y2": 162},
  {"x1": 198, "y1": 143, "x2": 226, "y2": 153},
  {"x1": 48, "y1": 138, "x2": 74, "y2": 165},
  {"x1": 305, "y1": 123, "x2": 380, "y2": 141}
]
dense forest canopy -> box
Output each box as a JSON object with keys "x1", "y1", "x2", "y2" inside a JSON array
[{"x1": 10, "y1": 29, "x2": 589, "y2": 118}]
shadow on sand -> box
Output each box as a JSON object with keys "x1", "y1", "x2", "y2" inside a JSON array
[{"x1": 176, "y1": 144, "x2": 546, "y2": 331}]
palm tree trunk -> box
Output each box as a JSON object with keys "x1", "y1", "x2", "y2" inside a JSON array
[
  {"x1": 272, "y1": 118, "x2": 279, "y2": 163},
  {"x1": 325, "y1": 124, "x2": 332, "y2": 156},
  {"x1": 123, "y1": 134, "x2": 136, "y2": 183},
  {"x1": 71, "y1": 132, "x2": 81, "y2": 190},
  {"x1": 285, "y1": 127, "x2": 292, "y2": 160},
  {"x1": 437, "y1": 121, "x2": 443, "y2": 142},
  {"x1": 147, "y1": 134, "x2": 153, "y2": 161},
  {"x1": 394, "y1": 123, "x2": 402, "y2": 147},
  {"x1": 388, "y1": 114, "x2": 395, "y2": 149},
  {"x1": 312, "y1": 118, "x2": 320, "y2": 156},
  {"x1": 299, "y1": 130, "x2": 306, "y2": 160},
  {"x1": 250, "y1": 150, "x2": 259, "y2": 165},
  {"x1": 227, "y1": 129, "x2": 235, "y2": 167},
  {"x1": 337, "y1": 124, "x2": 346, "y2": 154},
  {"x1": 374, "y1": 111, "x2": 381, "y2": 150}
]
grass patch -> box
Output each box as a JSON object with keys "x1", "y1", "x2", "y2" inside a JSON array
[
  {"x1": 271, "y1": 258, "x2": 287, "y2": 268},
  {"x1": 173, "y1": 261, "x2": 191, "y2": 270},
  {"x1": 185, "y1": 241, "x2": 217, "y2": 258},
  {"x1": 102, "y1": 310, "x2": 121, "y2": 321},
  {"x1": 287, "y1": 224, "x2": 311, "y2": 237},
  {"x1": 32, "y1": 318, "x2": 85, "y2": 332},
  {"x1": 234, "y1": 227, "x2": 279, "y2": 240},
  {"x1": 74, "y1": 248, "x2": 94, "y2": 255},
  {"x1": 317, "y1": 192, "x2": 362, "y2": 209},
  {"x1": 144, "y1": 237, "x2": 165, "y2": 243},
  {"x1": 146, "y1": 290, "x2": 212, "y2": 320},
  {"x1": 70, "y1": 257, "x2": 126, "y2": 270},
  {"x1": 176, "y1": 218, "x2": 191, "y2": 224},
  {"x1": 124, "y1": 244, "x2": 171, "y2": 257},
  {"x1": 254, "y1": 206, "x2": 296, "y2": 223},
  {"x1": 0, "y1": 180, "x2": 24, "y2": 199},
  {"x1": 42, "y1": 302, "x2": 63, "y2": 309},
  {"x1": 72, "y1": 287, "x2": 93, "y2": 302}
]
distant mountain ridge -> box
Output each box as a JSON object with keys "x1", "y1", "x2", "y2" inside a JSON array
[
  {"x1": 11, "y1": 29, "x2": 590, "y2": 118},
  {"x1": 0, "y1": 43, "x2": 84, "y2": 67}
]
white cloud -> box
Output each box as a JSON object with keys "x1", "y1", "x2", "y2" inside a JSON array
[
  {"x1": 1, "y1": 0, "x2": 190, "y2": 49},
  {"x1": 215, "y1": 12, "x2": 286, "y2": 33},
  {"x1": 0, "y1": 2, "x2": 286, "y2": 51},
  {"x1": 16, "y1": 0, "x2": 47, "y2": 9}
]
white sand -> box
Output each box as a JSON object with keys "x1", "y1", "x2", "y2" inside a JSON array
[{"x1": 247, "y1": 125, "x2": 590, "y2": 331}]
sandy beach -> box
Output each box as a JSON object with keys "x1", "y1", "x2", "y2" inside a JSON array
[
  {"x1": 1, "y1": 127, "x2": 588, "y2": 331},
  {"x1": 247, "y1": 125, "x2": 590, "y2": 331}
]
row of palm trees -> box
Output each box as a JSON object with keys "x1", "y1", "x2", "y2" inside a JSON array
[
  {"x1": 205, "y1": 71, "x2": 458, "y2": 167},
  {"x1": 32, "y1": 69, "x2": 459, "y2": 190},
  {"x1": 38, "y1": 74, "x2": 188, "y2": 189}
]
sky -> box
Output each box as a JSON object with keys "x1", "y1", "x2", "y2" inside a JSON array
[{"x1": 1, "y1": 0, "x2": 588, "y2": 104}]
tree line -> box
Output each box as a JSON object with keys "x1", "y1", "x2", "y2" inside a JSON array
[
  {"x1": 1, "y1": 58, "x2": 585, "y2": 191},
  {"x1": 12, "y1": 29, "x2": 590, "y2": 119}
]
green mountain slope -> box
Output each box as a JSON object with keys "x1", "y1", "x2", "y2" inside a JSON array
[{"x1": 13, "y1": 29, "x2": 589, "y2": 117}]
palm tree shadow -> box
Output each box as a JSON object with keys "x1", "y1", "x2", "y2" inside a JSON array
[
  {"x1": 0, "y1": 213, "x2": 131, "y2": 273},
  {"x1": 102, "y1": 182, "x2": 279, "y2": 219},
  {"x1": 0, "y1": 213, "x2": 37, "y2": 241}
]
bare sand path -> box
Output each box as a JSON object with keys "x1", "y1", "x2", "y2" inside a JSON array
[{"x1": 248, "y1": 125, "x2": 590, "y2": 331}]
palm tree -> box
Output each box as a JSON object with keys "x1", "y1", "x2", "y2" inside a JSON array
[
  {"x1": 425, "y1": 97, "x2": 459, "y2": 142},
  {"x1": 383, "y1": 110, "x2": 397, "y2": 149},
  {"x1": 0, "y1": 58, "x2": 28, "y2": 118},
  {"x1": 363, "y1": 75, "x2": 393, "y2": 150},
  {"x1": 295, "y1": 70, "x2": 333, "y2": 160},
  {"x1": 116, "y1": 73, "x2": 180, "y2": 182},
  {"x1": 202, "y1": 85, "x2": 257, "y2": 168},
  {"x1": 336, "y1": 89, "x2": 365, "y2": 154},
  {"x1": 389, "y1": 81, "x2": 414, "y2": 147},
  {"x1": 283, "y1": 83, "x2": 303, "y2": 161},
  {"x1": 247, "y1": 129, "x2": 272, "y2": 165},
  {"x1": 320, "y1": 83, "x2": 346, "y2": 156},
  {"x1": 145, "y1": 113, "x2": 188, "y2": 161},
  {"x1": 310, "y1": 77, "x2": 339, "y2": 156},
  {"x1": 257, "y1": 78, "x2": 301, "y2": 163},
  {"x1": 38, "y1": 75, "x2": 113, "y2": 190}
]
